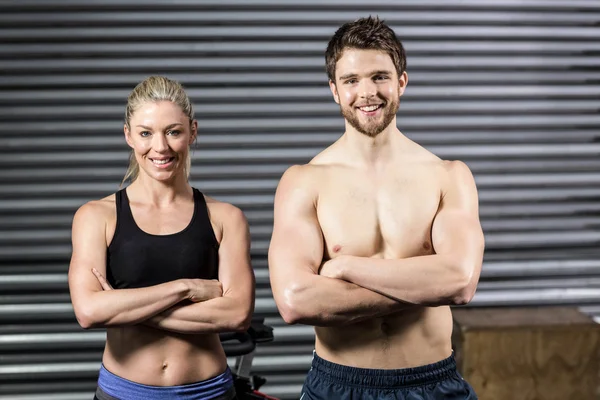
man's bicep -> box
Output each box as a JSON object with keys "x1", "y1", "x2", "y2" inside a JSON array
[
  {"x1": 432, "y1": 162, "x2": 484, "y2": 265},
  {"x1": 432, "y1": 211, "x2": 483, "y2": 261},
  {"x1": 269, "y1": 167, "x2": 324, "y2": 291}
]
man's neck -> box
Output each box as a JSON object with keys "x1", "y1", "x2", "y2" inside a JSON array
[{"x1": 341, "y1": 120, "x2": 406, "y2": 168}]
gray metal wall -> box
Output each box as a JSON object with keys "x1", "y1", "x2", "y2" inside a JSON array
[{"x1": 1, "y1": 1, "x2": 599, "y2": 399}]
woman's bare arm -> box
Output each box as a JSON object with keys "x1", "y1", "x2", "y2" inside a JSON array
[
  {"x1": 68, "y1": 201, "x2": 221, "y2": 329},
  {"x1": 143, "y1": 203, "x2": 256, "y2": 334}
]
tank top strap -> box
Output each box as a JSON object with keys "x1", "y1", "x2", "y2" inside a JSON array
[
  {"x1": 116, "y1": 188, "x2": 137, "y2": 231},
  {"x1": 109, "y1": 188, "x2": 130, "y2": 248},
  {"x1": 192, "y1": 188, "x2": 219, "y2": 247},
  {"x1": 114, "y1": 188, "x2": 123, "y2": 219}
]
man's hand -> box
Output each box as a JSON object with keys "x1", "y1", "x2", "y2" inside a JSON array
[{"x1": 319, "y1": 256, "x2": 352, "y2": 280}]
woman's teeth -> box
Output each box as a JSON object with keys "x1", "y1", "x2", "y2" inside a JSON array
[{"x1": 152, "y1": 158, "x2": 173, "y2": 165}]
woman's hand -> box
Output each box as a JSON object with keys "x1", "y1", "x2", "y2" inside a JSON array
[
  {"x1": 92, "y1": 268, "x2": 222, "y2": 303},
  {"x1": 182, "y1": 279, "x2": 223, "y2": 302},
  {"x1": 92, "y1": 268, "x2": 113, "y2": 291}
]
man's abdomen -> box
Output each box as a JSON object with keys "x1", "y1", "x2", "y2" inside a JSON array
[{"x1": 315, "y1": 306, "x2": 453, "y2": 369}]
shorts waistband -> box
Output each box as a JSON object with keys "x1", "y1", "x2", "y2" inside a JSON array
[
  {"x1": 98, "y1": 364, "x2": 234, "y2": 400},
  {"x1": 310, "y1": 352, "x2": 457, "y2": 389}
]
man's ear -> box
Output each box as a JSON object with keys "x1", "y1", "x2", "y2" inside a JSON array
[
  {"x1": 123, "y1": 124, "x2": 134, "y2": 149},
  {"x1": 398, "y1": 71, "x2": 409, "y2": 97},
  {"x1": 329, "y1": 79, "x2": 340, "y2": 105}
]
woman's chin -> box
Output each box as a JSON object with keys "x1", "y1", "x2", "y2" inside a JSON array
[{"x1": 140, "y1": 169, "x2": 181, "y2": 183}]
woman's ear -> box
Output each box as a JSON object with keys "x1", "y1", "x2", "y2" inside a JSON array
[
  {"x1": 190, "y1": 120, "x2": 198, "y2": 145},
  {"x1": 124, "y1": 124, "x2": 134, "y2": 148}
]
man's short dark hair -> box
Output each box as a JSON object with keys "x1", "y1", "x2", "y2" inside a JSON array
[{"x1": 325, "y1": 16, "x2": 407, "y2": 82}]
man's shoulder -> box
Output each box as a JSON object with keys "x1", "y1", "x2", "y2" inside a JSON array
[
  {"x1": 401, "y1": 138, "x2": 442, "y2": 165},
  {"x1": 278, "y1": 163, "x2": 326, "y2": 192},
  {"x1": 440, "y1": 160, "x2": 474, "y2": 181},
  {"x1": 402, "y1": 147, "x2": 476, "y2": 192},
  {"x1": 437, "y1": 160, "x2": 478, "y2": 198},
  {"x1": 407, "y1": 142, "x2": 471, "y2": 180},
  {"x1": 281, "y1": 141, "x2": 342, "y2": 183}
]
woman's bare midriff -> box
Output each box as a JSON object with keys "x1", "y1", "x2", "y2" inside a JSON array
[
  {"x1": 102, "y1": 325, "x2": 228, "y2": 386},
  {"x1": 315, "y1": 306, "x2": 453, "y2": 369}
]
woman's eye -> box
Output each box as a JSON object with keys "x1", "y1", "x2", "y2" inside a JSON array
[{"x1": 167, "y1": 130, "x2": 181, "y2": 136}]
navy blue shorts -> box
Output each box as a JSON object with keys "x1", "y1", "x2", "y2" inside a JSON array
[{"x1": 300, "y1": 352, "x2": 477, "y2": 400}]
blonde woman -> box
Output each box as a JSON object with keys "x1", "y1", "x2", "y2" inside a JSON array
[{"x1": 68, "y1": 76, "x2": 254, "y2": 400}]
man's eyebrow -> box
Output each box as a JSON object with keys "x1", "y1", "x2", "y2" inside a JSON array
[
  {"x1": 339, "y1": 70, "x2": 393, "y2": 81},
  {"x1": 371, "y1": 70, "x2": 393, "y2": 76},
  {"x1": 339, "y1": 73, "x2": 358, "y2": 81}
]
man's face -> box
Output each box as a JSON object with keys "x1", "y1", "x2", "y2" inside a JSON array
[{"x1": 330, "y1": 48, "x2": 408, "y2": 137}]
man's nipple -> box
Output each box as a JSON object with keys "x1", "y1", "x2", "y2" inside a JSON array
[{"x1": 332, "y1": 245, "x2": 342, "y2": 253}]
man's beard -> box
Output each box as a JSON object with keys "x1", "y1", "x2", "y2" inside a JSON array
[{"x1": 340, "y1": 96, "x2": 400, "y2": 138}]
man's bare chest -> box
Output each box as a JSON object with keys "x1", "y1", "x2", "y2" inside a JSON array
[{"x1": 316, "y1": 172, "x2": 442, "y2": 259}]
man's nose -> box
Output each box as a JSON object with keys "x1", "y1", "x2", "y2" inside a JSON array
[{"x1": 358, "y1": 79, "x2": 377, "y2": 98}]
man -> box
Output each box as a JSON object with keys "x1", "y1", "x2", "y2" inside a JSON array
[{"x1": 268, "y1": 16, "x2": 483, "y2": 399}]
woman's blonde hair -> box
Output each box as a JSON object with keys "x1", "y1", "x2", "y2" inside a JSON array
[{"x1": 122, "y1": 76, "x2": 194, "y2": 185}]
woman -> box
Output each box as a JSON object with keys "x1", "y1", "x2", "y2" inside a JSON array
[{"x1": 68, "y1": 76, "x2": 255, "y2": 400}]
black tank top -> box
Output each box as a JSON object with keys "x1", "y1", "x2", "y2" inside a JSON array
[{"x1": 106, "y1": 188, "x2": 219, "y2": 289}]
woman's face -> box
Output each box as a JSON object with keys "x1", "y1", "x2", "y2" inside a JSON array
[{"x1": 124, "y1": 101, "x2": 197, "y2": 183}]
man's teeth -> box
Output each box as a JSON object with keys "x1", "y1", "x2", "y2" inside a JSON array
[
  {"x1": 360, "y1": 105, "x2": 379, "y2": 112},
  {"x1": 152, "y1": 158, "x2": 172, "y2": 165}
]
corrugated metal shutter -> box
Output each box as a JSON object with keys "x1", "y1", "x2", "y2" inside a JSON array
[{"x1": 1, "y1": 1, "x2": 599, "y2": 398}]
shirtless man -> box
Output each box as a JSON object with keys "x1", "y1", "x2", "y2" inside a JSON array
[{"x1": 268, "y1": 17, "x2": 483, "y2": 399}]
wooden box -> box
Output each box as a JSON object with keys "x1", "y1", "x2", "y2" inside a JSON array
[{"x1": 452, "y1": 307, "x2": 600, "y2": 400}]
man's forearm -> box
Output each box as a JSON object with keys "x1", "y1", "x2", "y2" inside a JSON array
[
  {"x1": 279, "y1": 274, "x2": 416, "y2": 327},
  {"x1": 339, "y1": 254, "x2": 474, "y2": 306}
]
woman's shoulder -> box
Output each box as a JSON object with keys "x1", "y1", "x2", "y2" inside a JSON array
[
  {"x1": 73, "y1": 193, "x2": 117, "y2": 227},
  {"x1": 203, "y1": 195, "x2": 245, "y2": 221},
  {"x1": 201, "y1": 193, "x2": 248, "y2": 236}
]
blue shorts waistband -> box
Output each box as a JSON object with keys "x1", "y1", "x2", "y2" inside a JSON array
[
  {"x1": 98, "y1": 364, "x2": 234, "y2": 400},
  {"x1": 311, "y1": 351, "x2": 457, "y2": 388}
]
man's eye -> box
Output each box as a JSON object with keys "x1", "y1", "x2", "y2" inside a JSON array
[{"x1": 140, "y1": 131, "x2": 151, "y2": 137}]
